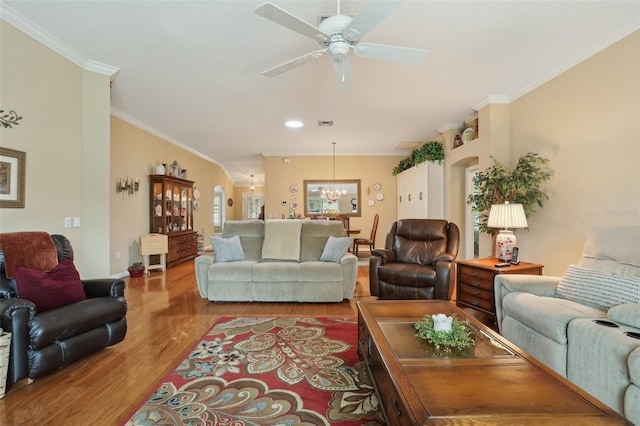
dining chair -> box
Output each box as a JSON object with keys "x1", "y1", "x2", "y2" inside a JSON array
[
  {"x1": 334, "y1": 214, "x2": 350, "y2": 234},
  {"x1": 353, "y1": 213, "x2": 379, "y2": 256}
]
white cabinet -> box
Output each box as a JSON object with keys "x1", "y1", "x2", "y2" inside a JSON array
[{"x1": 397, "y1": 162, "x2": 443, "y2": 219}]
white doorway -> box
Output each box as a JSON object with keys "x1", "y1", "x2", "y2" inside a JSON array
[
  {"x1": 242, "y1": 192, "x2": 264, "y2": 220},
  {"x1": 213, "y1": 186, "x2": 225, "y2": 233},
  {"x1": 465, "y1": 165, "x2": 479, "y2": 259}
]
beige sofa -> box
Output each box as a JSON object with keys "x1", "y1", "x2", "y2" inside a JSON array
[
  {"x1": 495, "y1": 226, "x2": 640, "y2": 424},
  {"x1": 195, "y1": 219, "x2": 357, "y2": 302}
]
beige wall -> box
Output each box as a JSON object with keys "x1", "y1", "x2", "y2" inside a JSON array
[
  {"x1": 110, "y1": 116, "x2": 234, "y2": 274},
  {"x1": 506, "y1": 30, "x2": 639, "y2": 275},
  {"x1": 0, "y1": 21, "x2": 111, "y2": 278},
  {"x1": 264, "y1": 155, "x2": 404, "y2": 250}
]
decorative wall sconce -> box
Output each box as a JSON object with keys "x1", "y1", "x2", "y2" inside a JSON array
[{"x1": 117, "y1": 177, "x2": 140, "y2": 195}]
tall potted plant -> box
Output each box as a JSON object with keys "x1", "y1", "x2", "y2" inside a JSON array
[{"x1": 467, "y1": 152, "x2": 552, "y2": 236}]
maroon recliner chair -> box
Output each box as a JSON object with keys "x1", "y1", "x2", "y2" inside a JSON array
[{"x1": 369, "y1": 219, "x2": 459, "y2": 300}]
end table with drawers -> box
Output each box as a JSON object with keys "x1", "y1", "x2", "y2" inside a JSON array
[{"x1": 456, "y1": 258, "x2": 544, "y2": 326}]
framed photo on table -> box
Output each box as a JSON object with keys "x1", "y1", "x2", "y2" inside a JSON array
[{"x1": 0, "y1": 147, "x2": 26, "y2": 208}]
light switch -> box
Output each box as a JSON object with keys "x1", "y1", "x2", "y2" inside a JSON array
[
  {"x1": 73, "y1": 217, "x2": 81, "y2": 228},
  {"x1": 64, "y1": 217, "x2": 72, "y2": 228}
]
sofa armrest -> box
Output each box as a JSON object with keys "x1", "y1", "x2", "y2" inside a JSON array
[
  {"x1": 434, "y1": 258, "x2": 455, "y2": 300},
  {"x1": 195, "y1": 254, "x2": 215, "y2": 298},
  {"x1": 608, "y1": 303, "x2": 640, "y2": 329},
  {"x1": 339, "y1": 252, "x2": 358, "y2": 299},
  {"x1": 494, "y1": 274, "x2": 561, "y2": 331},
  {"x1": 0, "y1": 298, "x2": 36, "y2": 385},
  {"x1": 82, "y1": 278, "x2": 126, "y2": 298},
  {"x1": 371, "y1": 248, "x2": 395, "y2": 265}
]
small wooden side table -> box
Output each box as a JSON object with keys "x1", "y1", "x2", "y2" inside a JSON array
[{"x1": 456, "y1": 258, "x2": 544, "y2": 326}]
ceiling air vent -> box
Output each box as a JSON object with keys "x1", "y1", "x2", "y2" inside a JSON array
[{"x1": 318, "y1": 120, "x2": 334, "y2": 127}]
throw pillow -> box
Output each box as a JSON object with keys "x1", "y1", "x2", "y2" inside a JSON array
[
  {"x1": 608, "y1": 303, "x2": 640, "y2": 328},
  {"x1": 555, "y1": 264, "x2": 640, "y2": 311},
  {"x1": 14, "y1": 258, "x2": 87, "y2": 312},
  {"x1": 320, "y1": 236, "x2": 353, "y2": 263},
  {"x1": 210, "y1": 235, "x2": 245, "y2": 263}
]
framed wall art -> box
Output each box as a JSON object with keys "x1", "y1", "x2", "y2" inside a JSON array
[{"x1": 0, "y1": 147, "x2": 26, "y2": 208}]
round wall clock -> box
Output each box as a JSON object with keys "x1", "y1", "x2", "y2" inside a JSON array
[{"x1": 227, "y1": 198, "x2": 233, "y2": 206}]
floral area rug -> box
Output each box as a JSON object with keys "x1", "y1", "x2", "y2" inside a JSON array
[{"x1": 123, "y1": 317, "x2": 384, "y2": 425}]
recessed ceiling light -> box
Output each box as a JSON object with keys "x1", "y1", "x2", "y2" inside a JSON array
[{"x1": 285, "y1": 120, "x2": 304, "y2": 128}]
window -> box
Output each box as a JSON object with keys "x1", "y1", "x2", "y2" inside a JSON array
[{"x1": 213, "y1": 186, "x2": 225, "y2": 233}]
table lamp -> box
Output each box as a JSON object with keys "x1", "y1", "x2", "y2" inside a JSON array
[{"x1": 487, "y1": 202, "x2": 528, "y2": 262}]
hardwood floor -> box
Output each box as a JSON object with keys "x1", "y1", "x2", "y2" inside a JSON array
[
  {"x1": 0, "y1": 261, "x2": 492, "y2": 425},
  {"x1": 0, "y1": 262, "x2": 379, "y2": 425}
]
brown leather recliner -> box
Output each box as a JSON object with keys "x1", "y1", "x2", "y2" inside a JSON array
[
  {"x1": 369, "y1": 219, "x2": 460, "y2": 300},
  {"x1": 0, "y1": 232, "x2": 127, "y2": 387}
]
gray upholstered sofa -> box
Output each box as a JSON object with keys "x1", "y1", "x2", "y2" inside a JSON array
[
  {"x1": 195, "y1": 219, "x2": 357, "y2": 302},
  {"x1": 495, "y1": 226, "x2": 640, "y2": 424}
]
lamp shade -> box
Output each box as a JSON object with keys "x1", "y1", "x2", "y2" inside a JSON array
[{"x1": 487, "y1": 203, "x2": 528, "y2": 229}]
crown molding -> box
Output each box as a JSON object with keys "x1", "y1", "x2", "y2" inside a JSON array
[
  {"x1": 438, "y1": 122, "x2": 463, "y2": 134},
  {"x1": 1, "y1": 3, "x2": 119, "y2": 77},
  {"x1": 110, "y1": 107, "x2": 225, "y2": 171},
  {"x1": 473, "y1": 95, "x2": 510, "y2": 111}
]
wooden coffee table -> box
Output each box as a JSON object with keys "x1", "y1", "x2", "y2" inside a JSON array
[{"x1": 357, "y1": 300, "x2": 627, "y2": 425}]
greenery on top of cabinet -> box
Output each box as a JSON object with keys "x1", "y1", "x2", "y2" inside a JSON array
[{"x1": 392, "y1": 141, "x2": 444, "y2": 176}]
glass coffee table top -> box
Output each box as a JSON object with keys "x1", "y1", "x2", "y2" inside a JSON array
[{"x1": 378, "y1": 320, "x2": 515, "y2": 359}]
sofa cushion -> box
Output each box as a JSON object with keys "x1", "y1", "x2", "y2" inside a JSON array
[
  {"x1": 555, "y1": 265, "x2": 640, "y2": 311},
  {"x1": 300, "y1": 220, "x2": 345, "y2": 261},
  {"x1": 393, "y1": 219, "x2": 449, "y2": 265},
  {"x1": 208, "y1": 261, "x2": 256, "y2": 282},
  {"x1": 502, "y1": 292, "x2": 605, "y2": 344},
  {"x1": 14, "y1": 258, "x2": 87, "y2": 312},
  {"x1": 252, "y1": 262, "x2": 298, "y2": 282},
  {"x1": 320, "y1": 236, "x2": 353, "y2": 262},
  {"x1": 298, "y1": 262, "x2": 343, "y2": 282},
  {"x1": 261, "y1": 220, "x2": 302, "y2": 261},
  {"x1": 608, "y1": 303, "x2": 640, "y2": 328},
  {"x1": 211, "y1": 235, "x2": 245, "y2": 263},
  {"x1": 222, "y1": 220, "x2": 264, "y2": 261}
]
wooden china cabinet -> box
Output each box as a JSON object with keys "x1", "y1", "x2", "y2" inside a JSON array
[{"x1": 149, "y1": 174, "x2": 197, "y2": 267}]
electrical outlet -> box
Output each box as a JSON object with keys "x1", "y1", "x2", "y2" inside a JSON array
[
  {"x1": 64, "y1": 217, "x2": 72, "y2": 228},
  {"x1": 73, "y1": 217, "x2": 80, "y2": 227}
]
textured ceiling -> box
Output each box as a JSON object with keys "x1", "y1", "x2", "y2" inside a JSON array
[{"x1": 2, "y1": 1, "x2": 639, "y2": 186}]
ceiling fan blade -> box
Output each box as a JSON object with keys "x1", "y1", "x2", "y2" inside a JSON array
[
  {"x1": 342, "y1": 0, "x2": 404, "y2": 43},
  {"x1": 263, "y1": 49, "x2": 327, "y2": 77},
  {"x1": 333, "y1": 56, "x2": 352, "y2": 92},
  {"x1": 255, "y1": 2, "x2": 330, "y2": 44},
  {"x1": 354, "y1": 42, "x2": 429, "y2": 64}
]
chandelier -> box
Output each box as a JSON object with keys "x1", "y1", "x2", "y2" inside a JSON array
[{"x1": 321, "y1": 142, "x2": 346, "y2": 204}]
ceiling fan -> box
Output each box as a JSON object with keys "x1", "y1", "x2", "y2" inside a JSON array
[{"x1": 255, "y1": 0, "x2": 429, "y2": 91}]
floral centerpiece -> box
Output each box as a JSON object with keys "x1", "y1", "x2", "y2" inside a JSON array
[{"x1": 414, "y1": 313, "x2": 475, "y2": 354}]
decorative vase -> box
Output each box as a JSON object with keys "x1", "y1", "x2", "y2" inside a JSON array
[
  {"x1": 495, "y1": 230, "x2": 516, "y2": 261},
  {"x1": 170, "y1": 161, "x2": 180, "y2": 177},
  {"x1": 156, "y1": 163, "x2": 165, "y2": 175},
  {"x1": 454, "y1": 134, "x2": 463, "y2": 148}
]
